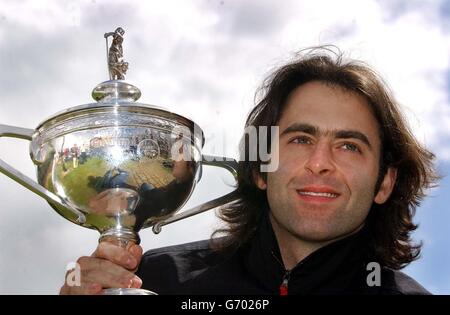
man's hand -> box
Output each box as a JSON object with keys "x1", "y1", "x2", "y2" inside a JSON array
[{"x1": 60, "y1": 242, "x2": 143, "y2": 295}]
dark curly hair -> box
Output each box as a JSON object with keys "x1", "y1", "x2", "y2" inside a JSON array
[{"x1": 213, "y1": 47, "x2": 439, "y2": 270}]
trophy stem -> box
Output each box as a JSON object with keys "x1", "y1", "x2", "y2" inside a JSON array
[
  {"x1": 99, "y1": 227, "x2": 157, "y2": 295},
  {"x1": 99, "y1": 227, "x2": 140, "y2": 247}
]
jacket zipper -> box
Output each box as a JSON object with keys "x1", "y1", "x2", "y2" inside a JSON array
[
  {"x1": 279, "y1": 270, "x2": 291, "y2": 295},
  {"x1": 271, "y1": 251, "x2": 292, "y2": 296}
]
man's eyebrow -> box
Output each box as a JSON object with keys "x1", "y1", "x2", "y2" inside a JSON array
[
  {"x1": 280, "y1": 123, "x2": 372, "y2": 150},
  {"x1": 335, "y1": 130, "x2": 372, "y2": 150},
  {"x1": 280, "y1": 123, "x2": 318, "y2": 136}
]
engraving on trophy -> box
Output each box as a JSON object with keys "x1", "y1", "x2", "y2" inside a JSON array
[{"x1": 137, "y1": 139, "x2": 160, "y2": 159}]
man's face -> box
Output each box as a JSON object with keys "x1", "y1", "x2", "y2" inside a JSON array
[
  {"x1": 172, "y1": 159, "x2": 192, "y2": 183},
  {"x1": 256, "y1": 81, "x2": 396, "y2": 243}
]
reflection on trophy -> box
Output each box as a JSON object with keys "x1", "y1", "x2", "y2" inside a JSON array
[{"x1": 0, "y1": 28, "x2": 239, "y2": 295}]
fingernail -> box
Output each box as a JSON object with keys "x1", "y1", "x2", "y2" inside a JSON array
[{"x1": 132, "y1": 276, "x2": 142, "y2": 288}]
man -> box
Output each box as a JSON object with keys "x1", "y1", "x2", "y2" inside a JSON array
[
  {"x1": 60, "y1": 48, "x2": 438, "y2": 295},
  {"x1": 70, "y1": 143, "x2": 80, "y2": 168}
]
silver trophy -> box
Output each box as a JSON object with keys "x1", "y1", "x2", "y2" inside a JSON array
[{"x1": 0, "y1": 28, "x2": 239, "y2": 295}]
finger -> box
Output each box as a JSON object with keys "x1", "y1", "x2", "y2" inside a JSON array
[
  {"x1": 78, "y1": 256, "x2": 135, "y2": 280},
  {"x1": 129, "y1": 244, "x2": 143, "y2": 264},
  {"x1": 63, "y1": 257, "x2": 141, "y2": 293},
  {"x1": 130, "y1": 275, "x2": 143, "y2": 288},
  {"x1": 123, "y1": 244, "x2": 143, "y2": 272},
  {"x1": 83, "y1": 268, "x2": 140, "y2": 289},
  {"x1": 92, "y1": 242, "x2": 138, "y2": 270}
]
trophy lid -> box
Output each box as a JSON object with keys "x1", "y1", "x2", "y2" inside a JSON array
[{"x1": 91, "y1": 80, "x2": 142, "y2": 103}]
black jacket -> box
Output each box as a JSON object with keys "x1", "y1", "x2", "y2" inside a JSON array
[{"x1": 137, "y1": 214, "x2": 430, "y2": 295}]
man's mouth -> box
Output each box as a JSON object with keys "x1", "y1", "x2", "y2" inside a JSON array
[
  {"x1": 297, "y1": 191, "x2": 339, "y2": 198},
  {"x1": 296, "y1": 186, "x2": 340, "y2": 202}
]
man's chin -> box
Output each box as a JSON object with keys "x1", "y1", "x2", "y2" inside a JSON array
[
  {"x1": 293, "y1": 224, "x2": 365, "y2": 244},
  {"x1": 294, "y1": 230, "x2": 343, "y2": 244}
]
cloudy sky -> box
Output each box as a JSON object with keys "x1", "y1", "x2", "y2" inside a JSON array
[{"x1": 0, "y1": 0, "x2": 449, "y2": 294}]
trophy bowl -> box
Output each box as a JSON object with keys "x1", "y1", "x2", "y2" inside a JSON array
[
  {"x1": 0, "y1": 28, "x2": 239, "y2": 295},
  {"x1": 31, "y1": 80, "x2": 206, "y2": 241}
]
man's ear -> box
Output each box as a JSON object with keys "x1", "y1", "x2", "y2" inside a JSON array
[
  {"x1": 252, "y1": 170, "x2": 267, "y2": 190},
  {"x1": 374, "y1": 167, "x2": 397, "y2": 204}
]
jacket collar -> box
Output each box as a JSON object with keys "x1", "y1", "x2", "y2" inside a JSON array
[{"x1": 243, "y1": 211, "x2": 371, "y2": 294}]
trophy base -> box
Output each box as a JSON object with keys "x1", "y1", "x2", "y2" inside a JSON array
[{"x1": 102, "y1": 288, "x2": 157, "y2": 295}]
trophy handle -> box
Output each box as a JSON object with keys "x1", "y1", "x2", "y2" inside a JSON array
[
  {"x1": 0, "y1": 124, "x2": 86, "y2": 224},
  {"x1": 151, "y1": 154, "x2": 239, "y2": 234}
]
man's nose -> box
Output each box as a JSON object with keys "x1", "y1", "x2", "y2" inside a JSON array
[{"x1": 304, "y1": 141, "x2": 335, "y2": 175}]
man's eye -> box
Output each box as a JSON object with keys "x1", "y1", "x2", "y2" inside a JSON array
[
  {"x1": 290, "y1": 136, "x2": 311, "y2": 144},
  {"x1": 341, "y1": 142, "x2": 360, "y2": 153}
]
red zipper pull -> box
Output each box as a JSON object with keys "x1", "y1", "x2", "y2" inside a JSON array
[{"x1": 279, "y1": 271, "x2": 290, "y2": 296}]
